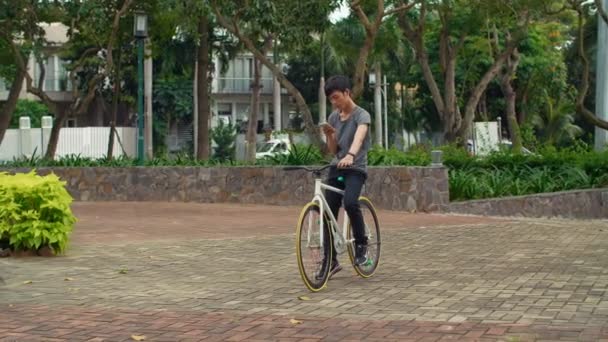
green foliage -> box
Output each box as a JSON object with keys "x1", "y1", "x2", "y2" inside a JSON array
[
  {"x1": 0, "y1": 170, "x2": 76, "y2": 254},
  {"x1": 9, "y1": 100, "x2": 51, "y2": 128},
  {"x1": 368, "y1": 145, "x2": 431, "y2": 166},
  {"x1": 0, "y1": 152, "x2": 262, "y2": 168},
  {"x1": 152, "y1": 75, "x2": 193, "y2": 153},
  {"x1": 447, "y1": 143, "x2": 608, "y2": 201},
  {"x1": 211, "y1": 120, "x2": 237, "y2": 161}
]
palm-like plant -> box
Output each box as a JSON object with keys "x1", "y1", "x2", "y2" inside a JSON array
[{"x1": 532, "y1": 89, "x2": 582, "y2": 146}]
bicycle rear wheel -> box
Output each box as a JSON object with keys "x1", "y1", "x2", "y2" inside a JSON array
[
  {"x1": 296, "y1": 202, "x2": 332, "y2": 292},
  {"x1": 347, "y1": 197, "x2": 381, "y2": 278}
]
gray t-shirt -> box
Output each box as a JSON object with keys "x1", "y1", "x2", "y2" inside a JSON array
[{"x1": 328, "y1": 106, "x2": 372, "y2": 173}]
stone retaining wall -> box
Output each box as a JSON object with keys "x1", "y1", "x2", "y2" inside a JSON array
[
  {"x1": 3, "y1": 167, "x2": 450, "y2": 212},
  {"x1": 449, "y1": 188, "x2": 608, "y2": 219}
]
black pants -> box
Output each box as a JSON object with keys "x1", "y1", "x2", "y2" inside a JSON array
[{"x1": 324, "y1": 167, "x2": 367, "y2": 262}]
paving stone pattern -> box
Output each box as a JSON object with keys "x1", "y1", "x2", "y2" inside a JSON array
[{"x1": 1, "y1": 203, "x2": 608, "y2": 341}]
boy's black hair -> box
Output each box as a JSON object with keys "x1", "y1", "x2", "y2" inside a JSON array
[{"x1": 324, "y1": 75, "x2": 352, "y2": 97}]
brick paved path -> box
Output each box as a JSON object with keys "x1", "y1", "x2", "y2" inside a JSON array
[{"x1": 1, "y1": 202, "x2": 608, "y2": 341}]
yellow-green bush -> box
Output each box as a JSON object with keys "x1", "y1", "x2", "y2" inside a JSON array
[{"x1": 0, "y1": 171, "x2": 76, "y2": 254}]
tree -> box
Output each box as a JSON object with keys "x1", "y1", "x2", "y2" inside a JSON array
[
  {"x1": 396, "y1": 0, "x2": 534, "y2": 143},
  {"x1": 348, "y1": 0, "x2": 415, "y2": 99},
  {"x1": 566, "y1": 0, "x2": 608, "y2": 130},
  {"x1": 495, "y1": 31, "x2": 523, "y2": 153},
  {"x1": 152, "y1": 0, "x2": 239, "y2": 159},
  {"x1": 322, "y1": 13, "x2": 411, "y2": 146},
  {"x1": 0, "y1": 0, "x2": 45, "y2": 146},
  {"x1": 5, "y1": 0, "x2": 133, "y2": 159},
  {"x1": 211, "y1": 0, "x2": 339, "y2": 150}
]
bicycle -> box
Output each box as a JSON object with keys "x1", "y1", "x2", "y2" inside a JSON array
[{"x1": 285, "y1": 165, "x2": 381, "y2": 292}]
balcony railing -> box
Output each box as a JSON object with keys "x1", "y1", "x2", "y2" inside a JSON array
[
  {"x1": 0, "y1": 77, "x2": 72, "y2": 93},
  {"x1": 216, "y1": 77, "x2": 276, "y2": 94},
  {"x1": 44, "y1": 77, "x2": 73, "y2": 92}
]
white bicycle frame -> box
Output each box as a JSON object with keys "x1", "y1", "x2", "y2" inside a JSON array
[{"x1": 309, "y1": 175, "x2": 352, "y2": 254}]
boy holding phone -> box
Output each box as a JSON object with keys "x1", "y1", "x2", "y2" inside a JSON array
[{"x1": 318, "y1": 75, "x2": 372, "y2": 279}]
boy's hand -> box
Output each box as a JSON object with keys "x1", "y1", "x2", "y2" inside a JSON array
[
  {"x1": 319, "y1": 122, "x2": 335, "y2": 136},
  {"x1": 337, "y1": 154, "x2": 354, "y2": 168}
]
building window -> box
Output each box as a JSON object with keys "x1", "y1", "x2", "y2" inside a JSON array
[
  {"x1": 32, "y1": 55, "x2": 71, "y2": 92},
  {"x1": 217, "y1": 103, "x2": 232, "y2": 116}
]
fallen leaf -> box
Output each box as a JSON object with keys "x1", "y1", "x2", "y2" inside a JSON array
[
  {"x1": 131, "y1": 335, "x2": 146, "y2": 341},
  {"x1": 119, "y1": 269, "x2": 128, "y2": 274},
  {"x1": 64, "y1": 277, "x2": 74, "y2": 281},
  {"x1": 298, "y1": 296, "x2": 311, "y2": 301},
  {"x1": 23, "y1": 280, "x2": 32, "y2": 284},
  {"x1": 289, "y1": 318, "x2": 303, "y2": 325}
]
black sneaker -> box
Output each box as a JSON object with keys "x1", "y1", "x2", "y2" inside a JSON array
[
  {"x1": 354, "y1": 244, "x2": 368, "y2": 266},
  {"x1": 316, "y1": 260, "x2": 342, "y2": 280},
  {"x1": 328, "y1": 261, "x2": 343, "y2": 279}
]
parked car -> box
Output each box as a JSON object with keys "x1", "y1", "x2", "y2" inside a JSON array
[
  {"x1": 467, "y1": 139, "x2": 535, "y2": 156},
  {"x1": 498, "y1": 141, "x2": 535, "y2": 155},
  {"x1": 255, "y1": 139, "x2": 291, "y2": 159}
]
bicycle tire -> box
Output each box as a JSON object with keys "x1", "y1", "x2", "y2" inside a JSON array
[
  {"x1": 296, "y1": 202, "x2": 332, "y2": 291},
  {"x1": 347, "y1": 197, "x2": 381, "y2": 278}
]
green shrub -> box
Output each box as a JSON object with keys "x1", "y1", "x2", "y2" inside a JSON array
[
  {"x1": 211, "y1": 121, "x2": 237, "y2": 161},
  {"x1": 0, "y1": 171, "x2": 77, "y2": 254},
  {"x1": 368, "y1": 145, "x2": 431, "y2": 166}
]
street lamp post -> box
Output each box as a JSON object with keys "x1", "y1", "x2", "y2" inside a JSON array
[
  {"x1": 596, "y1": 0, "x2": 608, "y2": 150},
  {"x1": 134, "y1": 11, "x2": 148, "y2": 163},
  {"x1": 383, "y1": 75, "x2": 388, "y2": 149},
  {"x1": 368, "y1": 70, "x2": 389, "y2": 149}
]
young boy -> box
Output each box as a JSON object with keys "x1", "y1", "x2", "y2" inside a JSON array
[{"x1": 319, "y1": 75, "x2": 372, "y2": 278}]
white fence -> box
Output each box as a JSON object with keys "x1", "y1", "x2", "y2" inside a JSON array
[{"x1": 0, "y1": 126, "x2": 137, "y2": 161}]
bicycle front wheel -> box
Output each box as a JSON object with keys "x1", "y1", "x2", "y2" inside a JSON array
[
  {"x1": 296, "y1": 202, "x2": 332, "y2": 292},
  {"x1": 347, "y1": 197, "x2": 381, "y2": 278}
]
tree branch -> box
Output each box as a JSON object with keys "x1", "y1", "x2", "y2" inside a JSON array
[
  {"x1": 106, "y1": 0, "x2": 133, "y2": 71},
  {"x1": 574, "y1": 4, "x2": 608, "y2": 129},
  {"x1": 67, "y1": 47, "x2": 99, "y2": 102},
  {"x1": 384, "y1": 2, "x2": 416, "y2": 17},
  {"x1": 350, "y1": 0, "x2": 374, "y2": 34},
  {"x1": 1, "y1": 30, "x2": 58, "y2": 113}
]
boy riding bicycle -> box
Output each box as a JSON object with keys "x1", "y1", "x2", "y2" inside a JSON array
[{"x1": 319, "y1": 75, "x2": 372, "y2": 279}]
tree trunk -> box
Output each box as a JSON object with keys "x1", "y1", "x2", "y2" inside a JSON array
[
  {"x1": 107, "y1": 79, "x2": 120, "y2": 159},
  {"x1": 398, "y1": 11, "x2": 450, "y2": 138},
  {"x1": 458, "y1": 43, "x2": 517, "y2": 141},
  {"x1": 499, "y1": 48, "x2": 522, "y2": 153},
  {"x1": 519, "y1": 89, "x2": 528, "y2": 125},
  {"x1": 351, "y1": 29, "x2": 376, "y2": 100},
  {"x1": 197, "y1": 14, "x2": 211, "y2": 160},
  {"x1": 0, "y1": 67, "x2": 26, "y2": 145},
  {"x1": 45, "y1": 110, "x2": 67, "y2": 159},
  {"x1": 246, "y1": 58, "x2": 262, "y2": 162},
  {"x1": 107, "y1": 52, "x2": 121, "y2": 160},
  {"x1": 443, "y1": 46, "x2": 459, "y2": 141}
]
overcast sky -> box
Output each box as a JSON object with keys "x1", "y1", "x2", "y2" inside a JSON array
[{"x1": 329, "y1": 2, "x2": 349, "y2": 23}]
